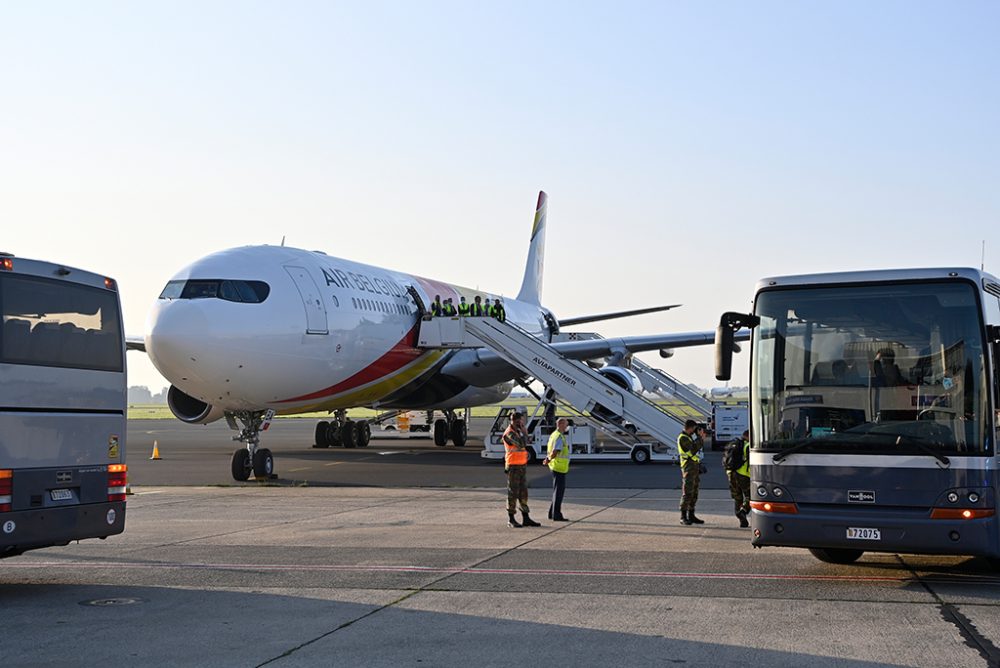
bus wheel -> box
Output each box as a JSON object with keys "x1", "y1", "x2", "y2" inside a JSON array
[
  {"x1": 314, "y1": 421, "x2": 330, "y2": 448},
  {"x1": 253, "y1": 448, "x2": 274, "y2": 479},
  {"x1": 357, "y1": 422, "x2": 372, "y2": 448},
  {"x1": 630, "y1": 447, "x2": 650, "y2": 464},
  {"x1": 231, "y1": 449, "x2": 252, "y2": 481},
  {"x1": 808, "y1": 548, "x2": 864, "y2": 564},
  {"x1": 434, "y1": 419, "x2": 449, "y2": 446},
  {"x1": 450, "y1": 419, "x2": 467, "y2": 447}
]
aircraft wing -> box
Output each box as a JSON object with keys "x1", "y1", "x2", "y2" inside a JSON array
[
  {"x1": 441, "y1": 329, "x2": 750, "y2": 386},
  {"x1": 126, "y1": 335, "x2": 146, "y2": 352}
]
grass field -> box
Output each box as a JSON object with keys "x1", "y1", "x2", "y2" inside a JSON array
[{"x1": 126, "y1": 397, "x2": 712, "y2": 422}]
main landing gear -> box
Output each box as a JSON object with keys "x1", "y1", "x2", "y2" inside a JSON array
[
  {"x1": 313, "y1": 409, "x2": 372, "y2": 449},
  {"x1": 433, "y1": 409, "x2": 468, "y2": 448},
  {"x1": 228, "y1": 410, "x2": 276, "y2": 482}
]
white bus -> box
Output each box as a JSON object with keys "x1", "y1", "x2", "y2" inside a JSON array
[{"x1": 0, "y1": 254, "x2": 127, "y2": 558}]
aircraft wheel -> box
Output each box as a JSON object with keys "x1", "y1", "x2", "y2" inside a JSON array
[
  {"x1": 450, "y1": 419, "x2": 467, "y2": 447},
  {"x1": 231, "y1": 448, "x2": 252, "y2": 481},
  {"x1": 357, "y1": 422, "x2": 372, "y2": 447},
  {"x1": 341, "y1": 421, "x2": 358, "y2": 448},
  {"x1": 252, "y1": 448, "x2": 274, "y2": 479},
  {"x1": 314, "y1": 421, "x2": 330, "y2": 448},
  {"x1": 326, "y1": 421, "x2": 342, "y2": 447},
  {"x1": 808, "y1": 548, "x2": 864, "y2": 564},
  {"x1": 433, "y1": 419, "x2": 449, "y2": 447},
  {"x1": 630, "y1": 447, "x2": 650, "y2": 465}
]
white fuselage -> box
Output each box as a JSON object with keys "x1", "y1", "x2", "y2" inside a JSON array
[{"x1": 145, "y1": 246, "x2": 543, "y2": 415}]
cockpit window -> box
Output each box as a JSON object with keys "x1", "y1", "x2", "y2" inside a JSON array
[{"x1": 158, "y1": 280, "x2": 270, "y2": 303}]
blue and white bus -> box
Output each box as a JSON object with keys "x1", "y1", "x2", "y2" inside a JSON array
[
  {"x1": 0, "y1": 254, "x2": 127, "y2": 558},
  {"x1": 716, "y1": 268, "x2": 1000, "y2": 564}
]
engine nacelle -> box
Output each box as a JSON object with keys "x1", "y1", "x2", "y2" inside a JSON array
[
  {"x1": 167, "y1": 385, "x2": 226, "y2": 425},
  {"x1": 597, "y1": 366, "x2": 643, "y2": 393}
]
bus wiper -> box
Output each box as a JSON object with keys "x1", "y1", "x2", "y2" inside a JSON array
[
  {"x1": 772, "y1": 439, "x2": 819, "y2": 464},
  {"x1": 892, "y1": 434, "x2": 951, "y2": 469}
]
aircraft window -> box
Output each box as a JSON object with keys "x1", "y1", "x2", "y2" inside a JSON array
[
  {"x1": 159, "y1": 280, "x2": 185, "y2": 299},
  {"x1": 160, "y1": 280, "x2": 270, "y2": 303}
]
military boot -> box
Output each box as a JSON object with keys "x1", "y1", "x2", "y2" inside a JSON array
[
  {"x1": 737, "y1": 511, "x2": 749, "y2": 528},
  {"x1": 688, "y1": 511, "x2": 705, "y2": 525},
  {"x1": 521, "y1": 511, "x2": 541, "y2": 527},
  {"x1": 680, "y1": 510, "x2": 692, "y2": 526},
  {"x1": 508, "y1": 513, "x2": 522, "y2": 528}
]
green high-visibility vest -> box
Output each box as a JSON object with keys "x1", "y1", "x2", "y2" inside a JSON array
[
  {"x1": 458, "y1": 302, "x2": 470, "y2": 316},
  {"x1": 736, "y1": 439, "x2": 750, "y2": 478},
  {"x1": 677, "y1": 432, "x2": 701, "y2": 465}
]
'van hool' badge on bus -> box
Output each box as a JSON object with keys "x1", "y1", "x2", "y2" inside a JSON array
[
  {"x1": 108, "y1": 436, "x2": 119, "y2": 459},
  {"x1": 848, "y1": 490, "x2": 876, "y2": 503}
]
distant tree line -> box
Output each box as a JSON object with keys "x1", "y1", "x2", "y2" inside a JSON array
[{"x1": 128, "y1": 386, "x2": 168, "y2": 404}]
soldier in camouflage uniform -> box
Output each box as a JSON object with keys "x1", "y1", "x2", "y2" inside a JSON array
[
  {"x1": 677, "y1": 419, "x2": 706, "y2": 525},
  {"x1": 503, "y1": 412, "x2": 541, "y2": 528},
  {"x1": 728, "y1": 430, "x2": 752, "y2": 528}
]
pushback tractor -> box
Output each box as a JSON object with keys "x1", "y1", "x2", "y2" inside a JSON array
[
  {"x1": 717, "y1": 268, "x2": 1000, "y2": 565},
  {"x1": 0, "y1": 254, "x2": 127, "y2": 557}
]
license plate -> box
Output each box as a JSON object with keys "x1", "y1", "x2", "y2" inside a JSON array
[
  {"x1": 846, "y1": 527, "x2": 880, "y2": 540},
  {"x1": 50, "y1": 489, "x2": 73, "y2": 501}
]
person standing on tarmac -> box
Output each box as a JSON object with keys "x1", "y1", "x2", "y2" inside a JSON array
[
  {"x1": 677, "y1": 420, "x2": 706, "y2": 525},
  {"x1": 470, "y1": 295, "x2": 484, "y2": 317},
  {"x1": 544, "y1": 418, "x2": 571, "y2": 522},
  {"x1": 728, "y1": 430, "x2": 751, "y2": 528},
  {"x1": 504, "y1": 411, "x2": 541, "y2": 528},
  {"x1": 430, "y1": 295, "x2": 443, "y2": 317},
  {"x1": 457, "y1": 296, "x2": 470, "y2": 316}
]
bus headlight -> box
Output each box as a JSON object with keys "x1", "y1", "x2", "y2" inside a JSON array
[
  {"x1": 969, "y1": 492, "x2": 980, "y2": 503},
  {"x1": 772, "y1": 487, "x2": 784, "y2": 498},
  {"x1": 947, "y1": 492, "x2": 959, "y2": 503},
  {"x1": 757, "y1": 486, "x2": 768, "y2": 498}
]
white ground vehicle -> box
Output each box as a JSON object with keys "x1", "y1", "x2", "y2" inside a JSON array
[
  {"x1": 711, "y1": 401, "x2": 749, "y2": 448},
  {"x1": 0, "y1": 254, "x2": 127, "y2": 558}
]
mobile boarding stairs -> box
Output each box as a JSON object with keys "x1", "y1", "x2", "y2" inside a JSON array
[{"x1": 418, "y1": 317, "x2": 701, "y2": 463}]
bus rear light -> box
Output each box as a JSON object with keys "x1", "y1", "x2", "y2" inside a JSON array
[
  {"x1": 0, "y1": 469, "x2": 12, "y2": 512},
  {"x1": 107, "y1": 464, "x2": 127, "y2": 502},
  {"x1": 930, "y1": 508, "x2": 994, "y2": 520},
  {"x1": 750, "y1": 500, "x2": 798, "y2": 514}
]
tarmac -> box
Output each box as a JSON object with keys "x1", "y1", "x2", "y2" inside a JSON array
[{"x1": 4, "y1": 484, "x2": 1000, "y2": 667}]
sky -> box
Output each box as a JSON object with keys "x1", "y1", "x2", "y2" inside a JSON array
[{"x1": 2, "y1": 1, "x2": 998, "y2": 394}]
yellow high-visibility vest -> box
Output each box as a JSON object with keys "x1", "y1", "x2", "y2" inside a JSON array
[
  {"x1": 547, "y1": 430, "x2": 570, "y2": 474},
  {"x1": 677, "y1": 432, "x2": 701, "y2": 465}
]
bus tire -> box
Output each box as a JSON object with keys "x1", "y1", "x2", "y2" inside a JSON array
[
  {"x1": 450, "y1": 419, "x2": 467, "y2": 447},
  {"x1": 253, "y1": 448, "x2": 274, "y2": 479},
  {"x1": 808, "y1": 548, "x2": 864, "y2": 564},
  {"x1": 434, "y1": 419, "x2": 449, "y2": 446},
  {"x1": 231, "y1": 448, "x2": 251, "y2": 481},
  {"x1": 357, "y1": 422, "x2": 371, "y2": 448},
  {"x1": 314, "y1": 421, "x2": 330, "y2": 448},
  {"x1": 631, "y1": 447, "x2": 650, "y2": 464},
  {"x1": 341, "y1": 421, "x2": 358, "y2": 448}
]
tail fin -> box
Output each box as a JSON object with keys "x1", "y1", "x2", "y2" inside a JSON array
[{"x1": 516, "y1": 191, "x2": 547, "y2": 305}]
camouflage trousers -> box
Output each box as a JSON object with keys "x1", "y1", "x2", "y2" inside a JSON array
[
  {"x1": 728, "y1": 472, "x2": 751, "y2": 515},
  {"x1": 506, "y1": 464, "x2": 530, "y2": 514},
  {"x1": 679, "y1": 462, "x2": 701, "y2": 512}
]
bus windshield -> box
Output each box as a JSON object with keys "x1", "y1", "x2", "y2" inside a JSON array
[
  {"x1": 752, "y1": 281, "x2": 988, "y2": 455},
  {"x1": 0, "y1": 274, "x2": 123, "y2": 372}
]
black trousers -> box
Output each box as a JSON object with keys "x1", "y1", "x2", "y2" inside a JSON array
[{"x1": 549, "y1": 471, "x2": 567, "y2": 519}]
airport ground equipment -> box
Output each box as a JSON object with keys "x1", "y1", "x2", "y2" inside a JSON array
[
  {"x1": 711, "y1": 401, "x2": 749, "y2": 449},
  {"x1": 0, "y1": 254, "x2": 128, "y2": 557},
  {"x1": 418, "y1": 317, "x2": 689, "y2": 460},
  {"x1": 716, "y1": 267, "x2": 1000, "y2": 564}
]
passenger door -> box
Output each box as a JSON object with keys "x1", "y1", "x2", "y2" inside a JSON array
[{"x1": 284, "y1": 266, "x2": 328, "y2": 335}]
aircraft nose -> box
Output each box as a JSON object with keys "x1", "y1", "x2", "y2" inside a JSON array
[{"x1": 145, "y1": 299, "x2": 218, "y2": 386}]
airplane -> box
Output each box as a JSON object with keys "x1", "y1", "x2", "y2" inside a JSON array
[{"x1": 130, "y1": 191, "x2": 738, "y2": 481}]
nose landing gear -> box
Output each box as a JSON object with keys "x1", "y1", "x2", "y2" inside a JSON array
[{"x1": 227, "y1": 410, "x2": 276, "y2": 482}]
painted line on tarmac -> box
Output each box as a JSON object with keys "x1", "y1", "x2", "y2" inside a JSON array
[{"x1": 9, "y1": 560, "x2": 1000, "y2": 585}]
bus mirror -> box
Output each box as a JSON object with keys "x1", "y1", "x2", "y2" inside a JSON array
[{"x1": 715, "y1": 312, "x2": 759, "y2": 381}]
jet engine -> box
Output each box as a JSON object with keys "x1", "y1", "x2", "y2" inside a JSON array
[{"x1": 167, "y1": 385, "x2": 226, "y2": 425}]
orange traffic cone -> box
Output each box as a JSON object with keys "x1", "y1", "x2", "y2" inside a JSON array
[{"x1": 149, "y1": 440, "x2": 162, "y2": 460}]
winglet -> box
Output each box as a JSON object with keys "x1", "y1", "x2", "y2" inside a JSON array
[{"x1": 516, "y1": 191, "x2": 547, "y2": 305}]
